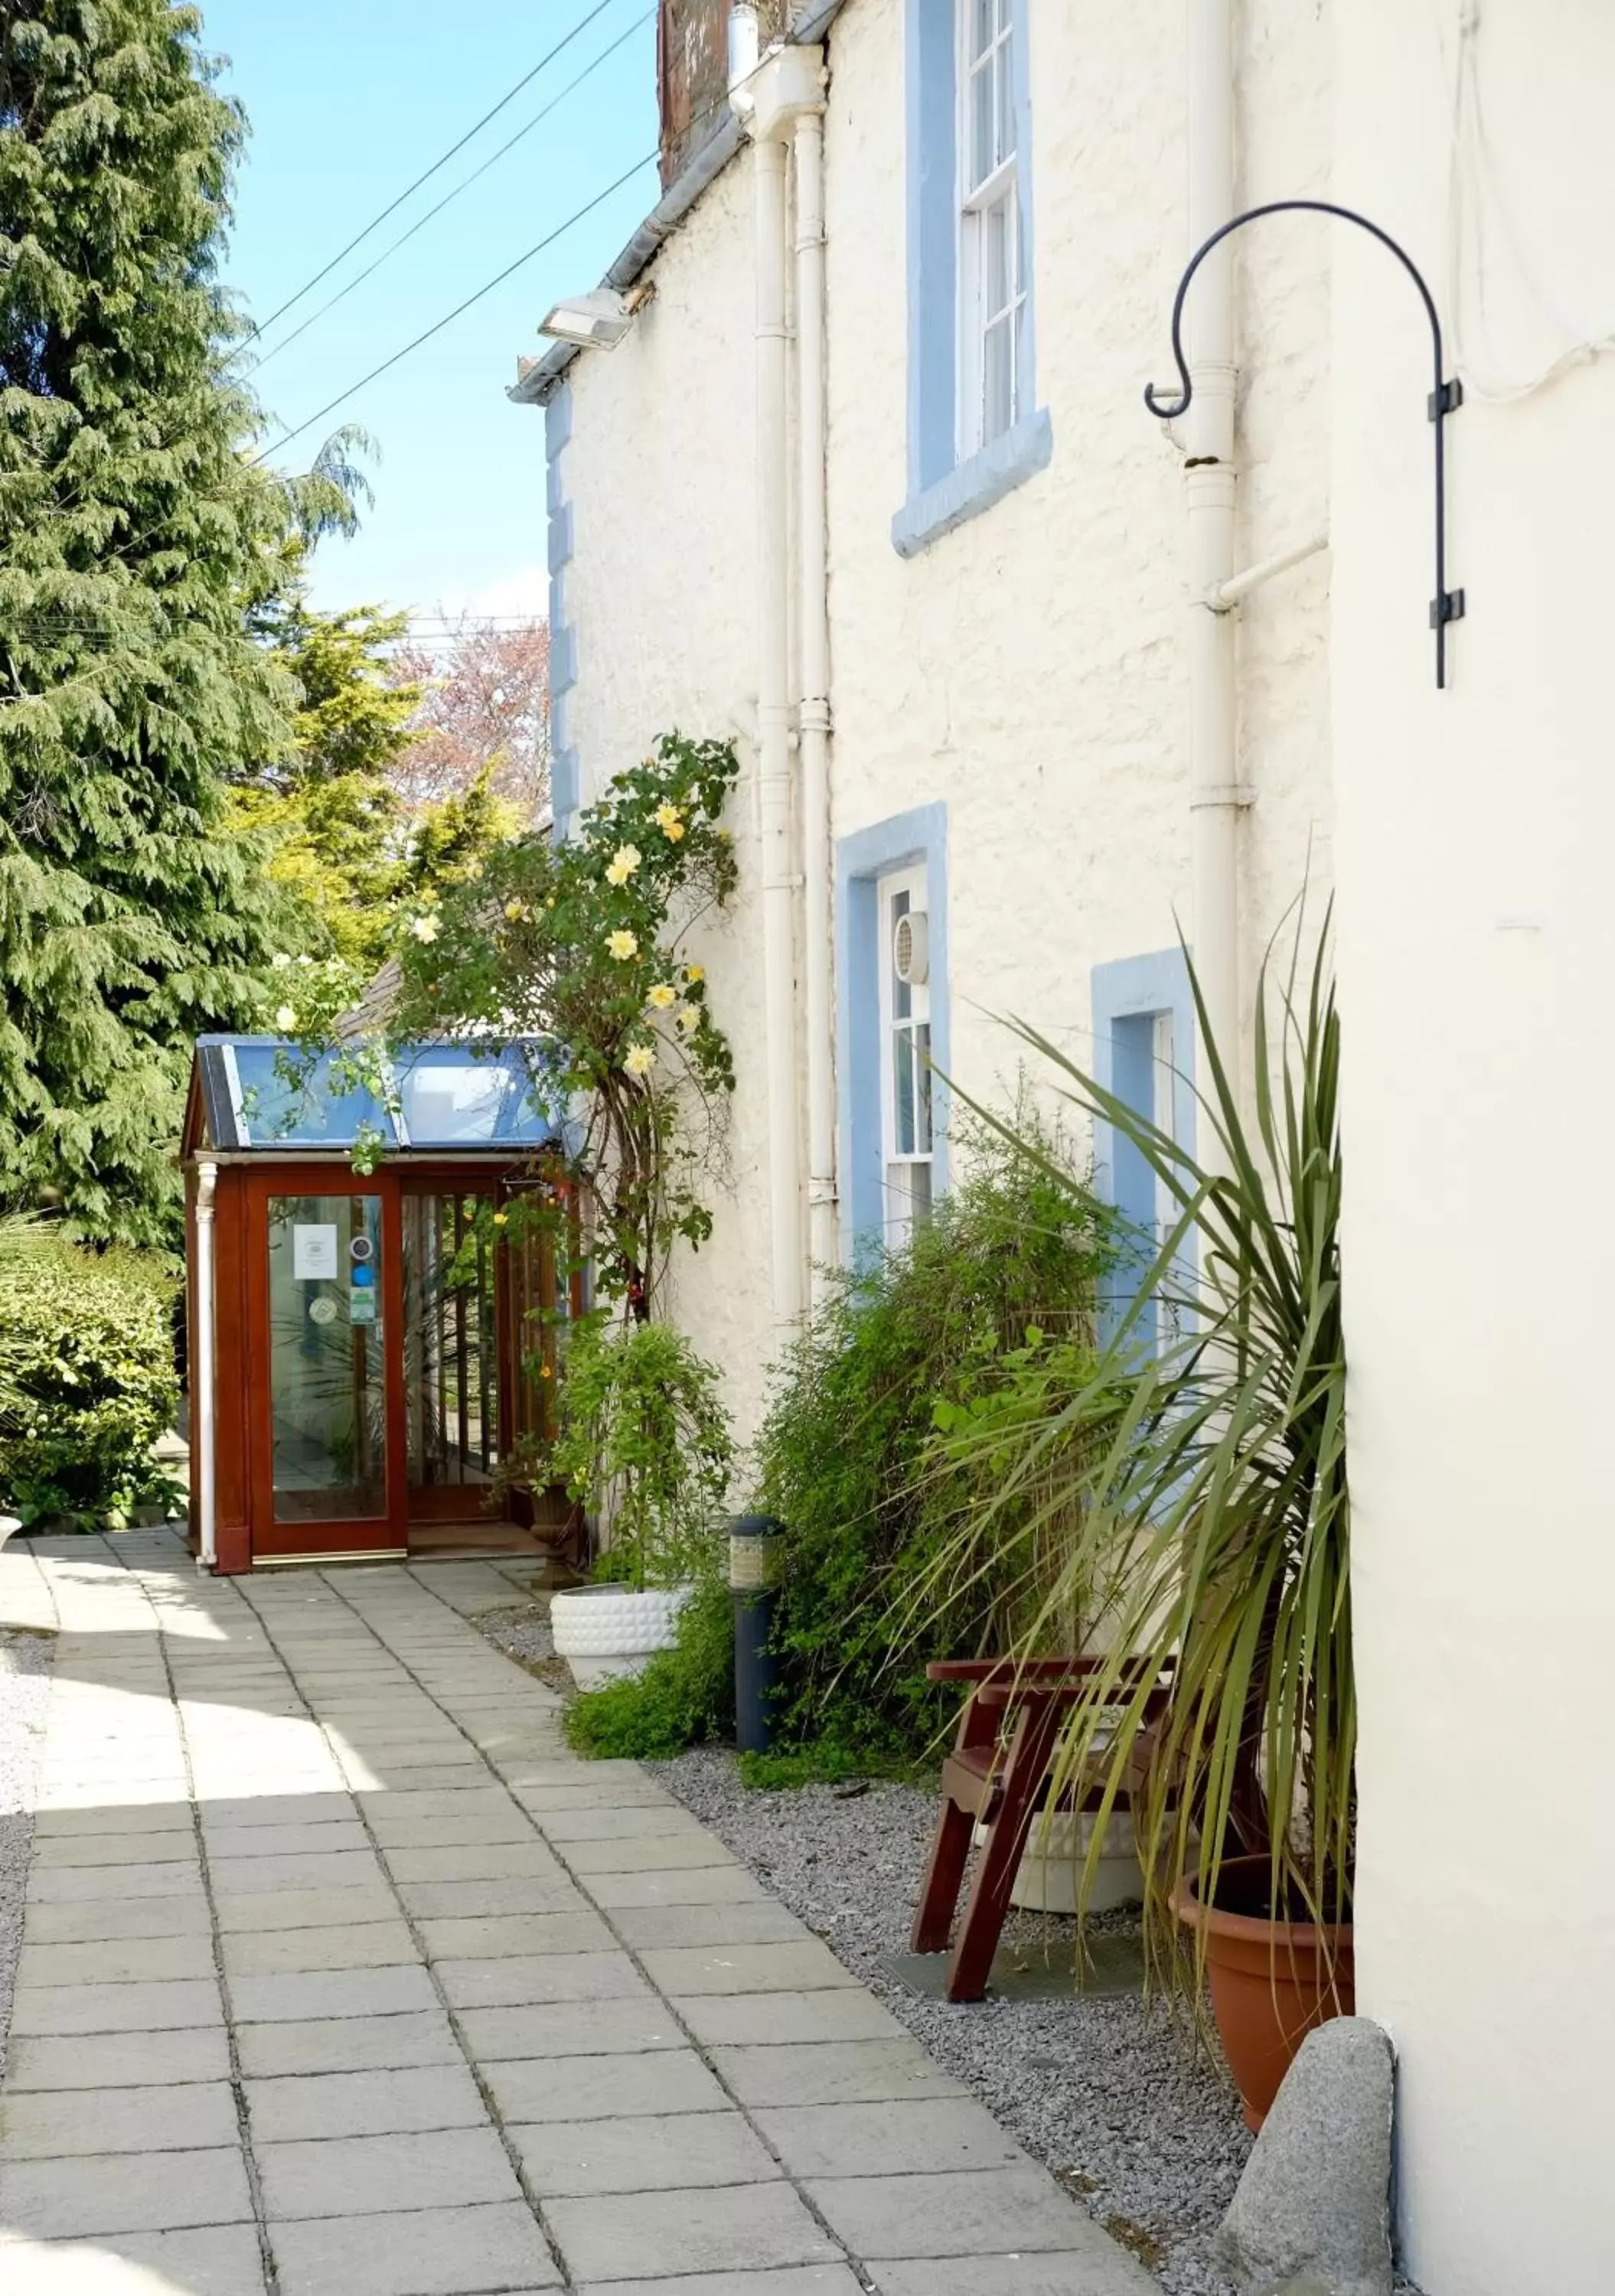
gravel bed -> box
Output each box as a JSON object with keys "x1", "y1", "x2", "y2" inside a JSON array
[
  {"x1": 474, "y1": 1599, "x2": 572, "y2": 1696},
  {"x1": 0, "y1": 1623, "x2": 55, "y2": 2086},
  {"x1": 658, "y1": 1743, "x2": 1249, "y2": 2294}
]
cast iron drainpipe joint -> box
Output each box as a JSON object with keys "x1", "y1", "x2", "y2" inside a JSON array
[
  {"x1": 729, "y1": 1514, "x2": 786, "y2": 1754},
  {"x1": 1144, "y1": 199, "x2": 1466, "y2": 689}
]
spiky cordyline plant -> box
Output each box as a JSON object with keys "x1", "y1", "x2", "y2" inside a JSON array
[{"x1": 930, "y1": 921, "x2": 1351, "y2": 1991}]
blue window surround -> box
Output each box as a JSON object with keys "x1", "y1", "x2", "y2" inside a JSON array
[
  {"x1": 892, "y1": 0, "x2": 1052, "y2": 559},
  {"x1": 836, "y1": 804, "x2": 951, "y2": 1260},
  {"x1": 545, "y1": 383, "x2": 580, "y2": 838},
  {"x1": 1091, "y1": 949, "x2": 1196, "y2": 1350}
]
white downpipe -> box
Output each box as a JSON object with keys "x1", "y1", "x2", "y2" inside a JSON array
[
  {"x1": 794, "y1": 104, "x2": 836, "y2": 1304},
  {"x1": 194, "y1": 1158, "x2": 218, "y2": 1573},
  {"x1": 1186, "y1": 0, "x2": 1241, "y2": 1112},
  {"x1": 752, "y1": 132, "x2": 803, "y2": 1332}
]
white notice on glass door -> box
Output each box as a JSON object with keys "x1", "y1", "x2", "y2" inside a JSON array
[{"x1": 292, "y1": 1224, "x2": 339, "y2": 1281}]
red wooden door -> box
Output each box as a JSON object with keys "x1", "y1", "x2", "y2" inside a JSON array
[{"x1": 245, "y1": 1166, "x2": 407, "y2": 1561}]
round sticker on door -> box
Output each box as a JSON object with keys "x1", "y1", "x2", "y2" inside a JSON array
[
  {"x1": 350, "y1": 1236, "x2": 374, "y2": 1263},
  {"x1": 308, "y1": 1296, "x2": 338, "y2": 1326}
]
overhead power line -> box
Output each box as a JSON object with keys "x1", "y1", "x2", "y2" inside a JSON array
[
  {"x1": 252, "y1": 151, "x2": 656, "y2": 465},
  {"x1": 246, "y1": 0, "x2": 625, "y2": 345},
  {"x1": 251, "y1": 11, "x2": 652, "y2": 376}
]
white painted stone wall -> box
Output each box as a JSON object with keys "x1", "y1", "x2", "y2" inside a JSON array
[
  {"x1": 1333, "y1": 3, "x2": 1615, "y2": 2288},
  {"x1": 554, "y1": 0, "x2": 1335, "y2": 1446}
]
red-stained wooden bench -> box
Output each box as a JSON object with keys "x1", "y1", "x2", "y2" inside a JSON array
[{"x1": 910, "y1": 1655, "x2": 1171, "y2": 2003}]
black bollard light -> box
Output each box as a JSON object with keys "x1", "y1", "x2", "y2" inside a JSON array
[{"x1": 728, "y1": 1512, "x2": 785, "y2": 1753}]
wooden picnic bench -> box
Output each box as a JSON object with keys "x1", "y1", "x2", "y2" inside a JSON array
[{"x1": 909, "y1": 1655, "x2": 1170, "y2": 2002}]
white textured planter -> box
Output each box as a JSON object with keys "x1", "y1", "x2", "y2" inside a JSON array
[
  {"x1": 550, "y1": 1582, "x2": 691, "y2": 1691},
  {"x1": 974, "y1": 1808, "x2": 1146, "y2": 1915}
]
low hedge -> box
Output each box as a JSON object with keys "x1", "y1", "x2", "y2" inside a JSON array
[{"x1": 0, "y1": 1225, "x2": 181, "y2": 1528}]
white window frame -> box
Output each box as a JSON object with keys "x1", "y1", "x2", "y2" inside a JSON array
[
  {"x1": 876, "y1": 863, "x2": 934, "y2": 1248},
  {"x1": 955, "y1": 0, "x2": 1024, "y2": 461}
]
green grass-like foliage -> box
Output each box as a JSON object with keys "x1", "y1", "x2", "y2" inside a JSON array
[
  {"x1": 0, "y1": 1220, "x2": 181, "y2": 1527},
  {"x1": 946, "y1": 925, "x2": 1352, "y2": 1988},
  {"x1": 753, "y1": 1114, "x2": 1116, "y2": 1763},
  {"x1": 565, "y1": 1571, "x2": 734, "y2": 1760}
]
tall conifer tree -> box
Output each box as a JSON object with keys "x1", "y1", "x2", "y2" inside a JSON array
[{"x1": 0, "y1": 2, "x2": 293, "y2": 1238}]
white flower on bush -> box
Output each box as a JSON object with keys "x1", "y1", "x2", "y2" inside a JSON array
[
  {"x1": 409, "y1": 914, "x2": 441, "y2": 944},
  {"x1": 674, "y1": 1003, "x2": 699, "y2": 1036},
  {"x1": 271, "y1": 952, "x2": 292, "y2": 971},
  {"x1": 622, "y1": 1041, "x2": 657, "y2": 1078},
  {"x1": 274, "y1": 1005, "x2": 299, "y2": 1032},
  {"x1": 606, "y1": 929, "x2": 638, "y2": 961},
  {"x1": 605, "y1": 843, "x2": 641, "y2": 886},
  {"x1": 645, "y1": 982, "x2": 677, "y2": 1012}
]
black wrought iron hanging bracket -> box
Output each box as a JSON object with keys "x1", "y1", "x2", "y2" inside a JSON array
[{"x1": 1144, "y1": 200, "x2": 1464, "y2": 690}]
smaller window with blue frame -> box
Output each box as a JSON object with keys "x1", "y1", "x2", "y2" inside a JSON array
[
  {"x1": 1090, "y1": 950, "x2": 1197, "y2": 1354},
  {"x1": 893, "y1": 0, "x2": 1052, "y2": 558}
]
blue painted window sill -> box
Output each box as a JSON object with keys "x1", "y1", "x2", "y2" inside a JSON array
[{"x1": 890, "y1": 406, "x2": 1053, "y2": 559}]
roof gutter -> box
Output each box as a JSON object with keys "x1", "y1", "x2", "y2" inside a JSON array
[{"x1": 508, "y1": 0, "x2": 849, "y2": 409}]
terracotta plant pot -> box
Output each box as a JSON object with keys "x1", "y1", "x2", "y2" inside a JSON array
[{"x1": 1170, "y1": 1854, "x2": 1354, "y2": 2131}]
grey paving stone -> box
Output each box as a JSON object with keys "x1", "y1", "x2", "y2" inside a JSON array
[
  {"x1": 243, "y1": 2061, "x2": 488, "y2": 2142},
  {"x1": 0, "y1": 2223, "x2": 268, "y2": 2294},
  {"x1": 714, "y1": 2039, "x2": 967, "y2": 2109},
  {"x1": 349, "y1": 1762, "x2": 491, "y2": 1791},
  {"x1": 207, "y1": 1849, "x2": 386, "y2": 1895},
  {"x1": 584, "y1": 1864, "x2": 770, "y2": 1908},
  {"x1": 512, "y1": 2107, "x2": 782, "y2": 2197},
  {"x1": 382, "y1": 1840, "x2": 566, "y2": 1883},
  {"x1": 3, "y1": 2027, "x2": 233, "y2": 2092},
  {"x1": 212, "y1": 1886, "x2": 403, "y2": 1934},
  {"x1": 197, "y1": 1792, "x2": 357, "y2": 1829},
  {"x1": 457, "y1": 1998, "x2": 686, "y2": 2060},
  {"x1": 578, "y1": 2275, "x2": 866, "y2": 2296},
  {"x1": 22, "y1": 1894, "x2": 214, "y2": 1945},
  {"x1": 0, "y1": 2080, "x2": 238, "y2": 2161},
  {"x1": 31, "y1": 1828, "x2": 196, "y2": 1867},
  {"x1": 610, "y1": 1900, "x2": 813, "y2": 1952},
  {"x1": 256, "y1": 2124, "x2": 522, "y2": 2221},
  {"x1": 674, "y1": 1990, "x2": 909, "y2": 2049},
  {"x1": 547, "y1": 2182, "x2": 839, "y2": 2283},
  {"x1": 0, "y1": 2144, "x2": 253, "y2": 2237},
  {"x1": 222, "y1": 1920, "x2": 419, "y2": 1977},
  {"x1": 870, "y1": 2258, "x2": 1160, "y2": 2296},
  {"x1": 436, "y1": 1951, "x2": 651, "y2": 2011},
  {"x1": 230, "y1": 1965, "x2": 436, "y2": 2024},
  {"x1": 367, "y1": 1811, "x2": 535, "y2": 1850},
  {"x1": 394, "y1": 1876, "x2": 588, "y2": 1920},
  {"x1": 15, "y1": 1932, "x2": 217, "y2": 1987},
  {"x1": 25, "y1": 1860, "x2": 206, "y2": 1903},
  {"x1": 234, "y1": 2009, "x2": 462, "y2": 2079},
  {"x1": 415, "y1": 1910, "x2": 615, "y2": 1962},
  {"x1": 204, "y1": 1821, "x2": 371, "y2": 1860},
  {"x1": 485, "y1": 2047, "x2": 730, "y2": 2125},
  {"x1": 648, "y1": 1940, "x2": 857, "y2": 1997},
  {"x1": 535, "y1": 1803, "x2": 695, "y2": 1841},
  {"x1": 757, "y1": 2098, "x2": 1024, "y2": 2179},
  {"x1": 360, "y1": 1786, "x2": 520, "y2": 1824},
  {"x1": 513, "y1": 1781, "x2": 671, "y2": 1812},
  {"x1": 564, "y1": 1832, "x2": 739, "y2": 1874},
  {"x1": 8, "y1": 1978, "x2": 223, "y2": 2036},
  {"x1": 269, "y1": 2199, "x2": 561, "y2": 2296},
  {"x1": 497, "y1": 1760, "x2": 638, "y2": 1789},
  {"x1": 808, "y1": 2166, "x2": 1100, "y2": 2258},
  {"x1": 31, "y1": 1801, "x2": 197, "y2": 1838}
]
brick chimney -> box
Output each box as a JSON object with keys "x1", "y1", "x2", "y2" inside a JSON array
[{"x1": 657, "y1": 0, "x2": 784, "y2": 186}]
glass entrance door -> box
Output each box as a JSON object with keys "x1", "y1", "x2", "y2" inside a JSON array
[
  {"x1": 266, "y1": 1191, "x2": 390, "y2": 1525},
  {"x1": 401, "y1": 1189, "x2": 502, "y2": 1520}
]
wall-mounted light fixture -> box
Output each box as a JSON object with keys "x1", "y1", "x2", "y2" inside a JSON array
[
  {"x1": 538, "y1": 286, "x2": 648, "y2": 352},
  {"x1": 1144, "y1": 201, "x2": 1465, "y2": 689}
]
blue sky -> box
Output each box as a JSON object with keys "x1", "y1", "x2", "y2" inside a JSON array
[{"x1": 203, "y1": 0, "x2": 660, "y2": 626}]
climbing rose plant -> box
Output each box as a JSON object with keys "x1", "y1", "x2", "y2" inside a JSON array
[{"x1": 384, "y1": 732, "x2": 740, "y2": 1318}]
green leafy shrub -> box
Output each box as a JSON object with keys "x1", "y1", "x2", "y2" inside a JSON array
[
  {"x1": 754, "y1": 1113, "x2": 1117, "y2": 1763},
  {"x1": 565, "y1": 1570, "x2": 735, "y2": 1759},
  {"x1": 550, "y1": 1317, "x2": 735, "y2": 1589},
  {"x1": 0, "y1": 1224, "x2": 181, "y2": 1528}
]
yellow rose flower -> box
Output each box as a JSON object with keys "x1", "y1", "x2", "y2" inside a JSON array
[
  {"x1": 409, "y1": 913, "x2": 441, "y2": 944},
  {"x1": 684, "y1": 963, "x2": 705, "y2": 985},
  {"x1": 492, "y1": 1212, "x2": 508, "y2": 1227},
  {"x1": 655, "y1": 802, "x2": 685, "y2": 841},
  {"x1": 606, "y1": 929, "x2": 638, "y2": 961},
  {"x1": 674, "y1": 1003, "x2": 699, "y2": 1035},
  {"x1": 503, "y1": 898, "x2": 530, "y2": 922},
  {"x1": 622, "y1": 1042, "x2": 657, "y2": 1078},
  {"x1": 645, "y1": 983, "x2": 677, "y2": 1011},
  {"x1": 605, "y1": 843, "x2": 641, "y2": 886}
]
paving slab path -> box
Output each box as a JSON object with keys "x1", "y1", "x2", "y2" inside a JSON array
[{"x1": 0, "y1": 1528, "x2": 1157, "y2": 2296}]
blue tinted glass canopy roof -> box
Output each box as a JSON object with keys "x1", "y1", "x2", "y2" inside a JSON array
[{"x1": 191, "y1": 1039, "x2": 561, "y2": 1154}]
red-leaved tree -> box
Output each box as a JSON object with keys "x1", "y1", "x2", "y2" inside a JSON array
[{"x1": 389, "y1": 618, "x2": 550, "y2": 820}]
